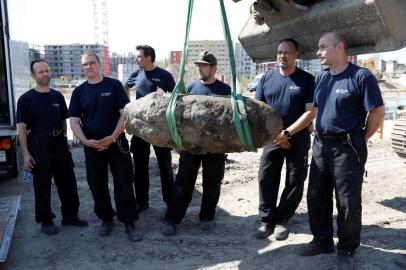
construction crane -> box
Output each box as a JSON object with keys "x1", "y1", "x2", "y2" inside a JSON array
[{"x1": 93, "y1": 0, "x2": 111, "y2": 75}]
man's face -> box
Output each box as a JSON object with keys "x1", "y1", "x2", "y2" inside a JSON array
[
  {"x1": 277, "y1": 41, "x2": 298, "y2": 69},
  {"x1": 197, "y1": 63, "x2": 215, "y2": 82},
  {"x1": 136, "y1": 50, "x2": 151, "y2": 69},
  {"x1": 31, "y1": 62, "x2": 51, "y2": 86},
  {"x1": 317, "y1": 33, "x2": 339, "y2": 66},
  {"x1": 81, "y1": 55, "x2": 100, "y2": 78}
]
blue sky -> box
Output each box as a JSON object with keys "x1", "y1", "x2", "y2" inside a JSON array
[{"x1": 9, "y1": 0, "x2": 252, "y2": 59}]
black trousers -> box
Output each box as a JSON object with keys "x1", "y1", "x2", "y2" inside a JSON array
[
  {"x1": 258, "y1": 134, "x2": 310, "y2": 226},
  {"x1": 84, "y1": 137, "x2": 138, "y2": 224},
  {"x1": 28, "y1": 133, "x2": 80, "y2": 224},
  {"x1": 130, "y1": 136, "x2": 174, "y2": 205},
  {"x1": 165, "y1": 151, "x2": 225, "y2": 224},
  {"x1": 308, "y1": 132, "x2": 367, "y2": 253}
]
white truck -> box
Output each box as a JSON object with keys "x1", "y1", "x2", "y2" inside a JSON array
[{"x1": 0, "y1": 0, "x2": 18, "y2": 177}]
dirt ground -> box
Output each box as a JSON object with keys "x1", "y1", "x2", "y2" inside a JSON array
[{"x1": 0, "y1": 134, "x2": 405, "y2": 269}]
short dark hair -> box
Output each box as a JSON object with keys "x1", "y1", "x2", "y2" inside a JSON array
[
  {"x1": 136, "y1": 45, "x2": 156, "y2": 63},
  {"x1": 81, "y1": 51, "x2": 100, "y2": 63},
  {"x1": 30, "y1": 59, "x2": 49, "y2": 74},
  {"x1": 278, "y1": 38, "x2": 299, "y2": 51},
  {"x1": 330, "y1": 32, "x2": 348, "y2": 51}
]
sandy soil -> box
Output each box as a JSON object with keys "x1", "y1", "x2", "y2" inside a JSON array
[{"x1": 0, "y1": 135, "x2": 405, "y2": 270}]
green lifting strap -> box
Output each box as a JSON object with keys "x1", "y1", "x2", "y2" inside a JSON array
[
  {"x1": 218, "y1": 0, "x2": 255, "y2": 151},
  {"x1": 165, "y1": 0, "x2": 194, "y2": 150},
  {"x1": 165, "y1": 0, "x2": 255, "y2": 151}
]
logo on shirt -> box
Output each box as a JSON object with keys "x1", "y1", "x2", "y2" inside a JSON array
[
  {"x1": 101, "y1": 92, "x2": 111, "y2": 97},
  {"x1": 151, "y1": 78, "x2": 161, "y2": 82},
  {"x1": 289, "y1": 86, "x2": 300, "y2": 90},
  {"x1": 336, "y1": 88, "x2": 349, "y2": 94}
]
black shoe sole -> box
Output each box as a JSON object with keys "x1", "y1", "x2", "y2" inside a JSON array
[{"x1": 299, "y1": 244, "x2": 335, "y2": 256}]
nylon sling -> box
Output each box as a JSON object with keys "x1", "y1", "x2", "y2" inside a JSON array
[{"x1": 165, "y1": 0, "x2": 255, "y2": 151}]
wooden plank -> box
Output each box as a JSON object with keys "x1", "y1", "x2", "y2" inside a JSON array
[{"x1": 0, "y1": 196, "x2": 20, "y2": 262}]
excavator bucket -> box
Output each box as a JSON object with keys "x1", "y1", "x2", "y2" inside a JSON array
[{"x1": 237, "y1": 0, "x2": 406, "y2": 61}]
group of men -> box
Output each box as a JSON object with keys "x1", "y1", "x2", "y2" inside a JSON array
[
  {"x1": 253, "y1": 32, "x2": 384, "y2": 270},
  {"x1": 16, "y1": 32, "x2": 384, "y2": 270}
]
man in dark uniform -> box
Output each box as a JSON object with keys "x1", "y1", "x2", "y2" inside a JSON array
[
  {"x1": 69, "y1": 52, "x2": 141, "y2": 242},
  {"x1": 123, "y1": 45, "x2": 175, "y2": 212},
  {"x1": 299, "y1": 32, "x2": 385, "y2": 270},
  {"x1": 17, "y1": 59, "x2": 87, "y2": 235},
  {"x1": 160, "y1": 52, "x2": 231, "y2": 236},
  {"x1": 254, "y1": 39, "x2": 316, "y2": 240}
]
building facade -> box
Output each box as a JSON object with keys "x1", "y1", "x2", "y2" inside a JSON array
[
  {"x1": 188, "y1": 40, "x2": 231, "y2": 83},
  {"x1": 44, "y1": 44, "x2": 107, "y2": 79},
  {"x1": 110, "y1": 52, "x2": 136, "y2": 79},
  {"x1": 235, "y1": 42, "x2": 254, "y2": 79},
  {"x1": 296, "y1": 59, "x2": 322, "y2": 75},
  {"x1": 117, "y1": 63, "x2": 138, "y2": 84},
  {"x1": 170, "y1": 51, "x2": 183, "y2": 65}
]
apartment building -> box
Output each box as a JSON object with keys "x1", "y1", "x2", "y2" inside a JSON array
[
  {"x1": 188, "y1": 40, "x2": 230, "y2": 83},
  {"x1": 44, "y1": 44, "x2": 107, "y2": 79},
  {"x1": 235, "y1": 42, "x2": 254, "y2": 79}
]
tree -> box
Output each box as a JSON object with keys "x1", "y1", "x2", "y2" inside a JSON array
[{"x1": 238, "y1": 75, "x2": 250, "y2": 92}]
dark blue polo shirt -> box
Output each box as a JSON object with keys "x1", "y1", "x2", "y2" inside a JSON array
[
  {"x1": 187, "y1": 79, "x2": 231, "y2": 96},
  {"x1": 69, "y1": 77, "x2": 129, "y2": 139},
  {"x1": 255, "y1": 68, "x2": 315, "y2": 129},
  {"x1": 126, "y1": 66, "x2": 175, "y2": 99},
  {"x1": 16, "y1": 88, "x2": 68, "y2": 132},
  {"x1": 314, "y1": 63, "x2": 384, "y2": 134}
]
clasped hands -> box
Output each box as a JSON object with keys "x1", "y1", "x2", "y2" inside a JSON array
[{"x1": 85, "y1": 136, "x2": 115, "y2": 151}]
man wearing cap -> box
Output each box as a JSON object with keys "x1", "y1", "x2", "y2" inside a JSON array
[
  {"x1": 123, "y1": 45, "x2": 175, "y2": 213},
  {"x1": 160, "y1": 52, "x2": 231, "y2": 236}
]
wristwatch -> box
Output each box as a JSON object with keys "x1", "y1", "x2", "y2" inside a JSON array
[
  {"x1": 111, "y1": 136, "x2": 116, "y2": 143},
  {"x1": 282, "y1": 129, "x2": 291, "y2": 138}
]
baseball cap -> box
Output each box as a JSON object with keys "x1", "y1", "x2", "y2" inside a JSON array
[{"x1": 194, "y1": 51, "x2": 217, "y2": 66}]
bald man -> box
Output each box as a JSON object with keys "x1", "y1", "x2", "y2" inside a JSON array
[{"x1": 299, "y1": 32, "x2": 384, "y2": 270}]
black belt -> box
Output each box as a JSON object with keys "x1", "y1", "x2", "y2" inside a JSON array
[
  {"x1": 315, "y1": 131, "x2": 363, "y2": 140},
  {"x1": 29, "y1": 129, "x2": 64, "y2": 137}
]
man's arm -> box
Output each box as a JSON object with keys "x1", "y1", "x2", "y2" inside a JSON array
[
  {"x1": 17, "y1": 123, "x2": 35, "y2": 171},
  {"x1": 98, "y1": 109, "x2": 126, "y2": 150},
  {"x1": 70, "y1": 117, "x2": 99, "y2": 149},
  {"x1": 286, "y1": 103, "x2": 317, "y2": 135},
  {"x1": 123, "y1": 83, "x2": 131, "y2": 97},
  {"x1": 364, "y1": 105, "x2": 385, "y2": 141},
  {"x1": 274, "y1": 103, "x2": 317, "y2": 149}
]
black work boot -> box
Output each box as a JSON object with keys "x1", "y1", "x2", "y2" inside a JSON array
[
  {"x1": 41, "y1": 222, "x2": 58, "y2": 235},
  {"x1": 298, "y1": 240, "x2": 335, "y2": 256},
  {"x1": 98, "y1": 220, "x2": 114, "y2": 237},
  {"x1": 124, "y1": 222, "x2": 143, "y2": 242},
  {"x1": 160, "y1": 221, "x2": 176, "y2": 236}
]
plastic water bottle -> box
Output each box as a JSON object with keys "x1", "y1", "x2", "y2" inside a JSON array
[{"x1": 20, "y1": 170, "x2": 33, "y2": 183}]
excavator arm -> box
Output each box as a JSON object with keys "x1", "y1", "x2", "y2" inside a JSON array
[{"x1": 233, "y1": 0, "x2": 406, "y2": 61}]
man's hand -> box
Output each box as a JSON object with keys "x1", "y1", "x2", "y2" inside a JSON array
[
  {"x1": 23, "y1": 153, "x2": 36, "y2": 172},
  {"x1": 274, "y1": 132, "x2": 291, "y2": 149},
  {"x1": 96, "y1": 136, "x2": 114, "y2": 151},
  {"x1": 84, "y1": 139, "x2": 101, "y2": 149}
]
